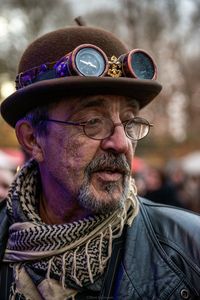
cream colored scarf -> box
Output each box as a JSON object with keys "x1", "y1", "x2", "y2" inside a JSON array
[{"x1": 4, "y1": 159, "x2": 139, "y2": 300}]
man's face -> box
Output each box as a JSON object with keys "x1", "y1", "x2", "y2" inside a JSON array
[{"x1": 38, "y1": 95, "x2": 138, "y2": 215}]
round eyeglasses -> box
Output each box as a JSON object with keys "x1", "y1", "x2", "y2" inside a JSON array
[{"x1": 43, "y1": 116, "x2": 153, "y2": 141}]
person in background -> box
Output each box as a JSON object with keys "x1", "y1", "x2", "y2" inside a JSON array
[
  {"x1": 166, "y1": 160, "x2": 200, "y2": 212},
  {"x1": 143, "y1": 165, "x2": 185, "y2": 208},
  {"x1": 0, "y1": 168, "x2": 13, "y2": 201},
  {"x1": 0, "y1": 17, "x2": 200, "y2": 299}
]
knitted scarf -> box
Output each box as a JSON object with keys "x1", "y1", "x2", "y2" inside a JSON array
[{"x1": 3, "y1": 159, "x2": 139, "y2": 300}]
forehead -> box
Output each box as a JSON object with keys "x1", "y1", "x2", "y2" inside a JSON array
[{"x1": 49, "y1": 95, "x2": 139, "y2": 116}]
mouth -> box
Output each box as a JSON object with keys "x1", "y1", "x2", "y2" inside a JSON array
[
  {"x1": 85, "y1": 153, "x2": 131, "y2": 187},
  {"x1": 92, "y1": 168, "x2": 125, "y2": 182}
]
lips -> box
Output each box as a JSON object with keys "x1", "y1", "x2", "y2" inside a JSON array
[
  {"x1": 92, "y1": 169, "x2": 124, "y2": 182},
  {"x1": 86, "y1": 153, "x2": 131, "y2": 184}
]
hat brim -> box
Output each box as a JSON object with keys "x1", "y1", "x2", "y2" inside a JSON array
[{"x1": 1, "y1": 76, "x2": 162, "y2": 128}]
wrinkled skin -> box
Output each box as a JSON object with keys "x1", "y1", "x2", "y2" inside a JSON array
[{"x1": 19, "y1": 95, "x2": 138, "y2": 223}]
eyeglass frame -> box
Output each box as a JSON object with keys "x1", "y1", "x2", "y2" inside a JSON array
[{"x1": 41, "y1": 116, "x2": 153, "y2": 141}]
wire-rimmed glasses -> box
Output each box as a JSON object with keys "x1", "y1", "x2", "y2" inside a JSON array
[{"x1": 43, "y1": 116, "x2": 153, "y2": 141}]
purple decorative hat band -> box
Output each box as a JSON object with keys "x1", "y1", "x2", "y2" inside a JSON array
[{"x1": 15, "y1": 44, "x2": 157, "y2": 90}]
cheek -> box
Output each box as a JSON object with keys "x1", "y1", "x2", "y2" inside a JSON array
[
  {"x1": 39, "y1": 130, "x2": 101, "y2": 195},
  {"x1": 58, "y1": 132, "x2": 98, "y2": 176},
  {"x1": 64, "y1": 140, "x2": 85, "y2": 170}
]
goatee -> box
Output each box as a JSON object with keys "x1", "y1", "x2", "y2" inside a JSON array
[{"x1": 77, "y1": 152, "x2": 131, "y2": 214}]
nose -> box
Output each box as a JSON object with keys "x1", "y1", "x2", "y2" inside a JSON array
[{"x1": 100, "y1": 122, "x2": 129, "y2": 154}]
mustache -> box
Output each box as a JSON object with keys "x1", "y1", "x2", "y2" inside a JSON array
[{"x1": 85, "y1": 152, "x2": 131, "y2": 176}]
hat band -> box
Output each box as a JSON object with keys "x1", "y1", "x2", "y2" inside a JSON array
[{"x1": 15, "y1": 44, "x2": 157, "y2": 90}]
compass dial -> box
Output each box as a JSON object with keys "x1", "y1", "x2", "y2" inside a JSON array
[{"x1": 75, "y1": 47, "x2": 106, "y2": 76}]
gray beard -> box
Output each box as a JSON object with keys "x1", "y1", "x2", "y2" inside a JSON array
[{"x1": 77, "y1": 153, "x2": 131, "y2": 214}]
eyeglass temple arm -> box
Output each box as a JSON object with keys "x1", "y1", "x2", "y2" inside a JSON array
[{"x1": 43, "y1": 119, "x2": 85, "y2": 126}]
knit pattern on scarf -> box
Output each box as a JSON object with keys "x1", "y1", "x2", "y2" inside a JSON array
[{"x1": 3, "y1": 159, "x2": 139, "y2": 299}]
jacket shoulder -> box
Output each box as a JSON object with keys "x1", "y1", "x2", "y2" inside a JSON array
[
  {"x1": 139, "y1": 197, "x2": 200, "y2": 232},
  {"x1": 139, "y1": 197, "x2": 200, "y2": 268}
]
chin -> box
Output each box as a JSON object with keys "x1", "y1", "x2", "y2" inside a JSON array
[{"x1": 78, "y1": 180, "x2": 129, "y2": 215}]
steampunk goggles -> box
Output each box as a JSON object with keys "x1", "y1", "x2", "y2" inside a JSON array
[{"x1": 16, "y1": 44, "x2": 157, "y2": 89}]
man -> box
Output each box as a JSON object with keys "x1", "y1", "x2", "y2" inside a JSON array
[{"x1": 0, "y1": 18, "x2": 200, "y2": 300}]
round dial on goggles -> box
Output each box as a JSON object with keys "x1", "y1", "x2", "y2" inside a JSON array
[
  {"x1": 69, "y1": 44, "x2": 108, "y2": 77},
  {"x1": 120, "y1": 49, "x2": 157, "y2": 80}
]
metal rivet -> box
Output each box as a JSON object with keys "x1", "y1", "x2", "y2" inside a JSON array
[{"x1": 180, "y1": 288, "x2": 190, "y2": 299}]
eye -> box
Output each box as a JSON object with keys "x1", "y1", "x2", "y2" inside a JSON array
[
  {"x1": 84, "y1": 117, "x2": 106, "y2": 139},
  {"x1": 120, "y1": 111, "x2": 136, "y2": 122},
  {"x1": 86, "y1": 117, "x2": 103, "y2": 127}
]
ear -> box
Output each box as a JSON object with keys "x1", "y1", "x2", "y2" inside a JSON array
[{"x1": 15, "y1": 120, "x2": 44, "y2": 162}]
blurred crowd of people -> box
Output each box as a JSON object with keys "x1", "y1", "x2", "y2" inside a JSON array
[
  {"x1": 0, "y1": 148, "x2": 200, "y2": 214},
  {"x1": 134, "y1": 156, "x2": 200, "y2": 213}
]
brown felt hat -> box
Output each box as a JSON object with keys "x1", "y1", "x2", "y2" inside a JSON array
[{"x1": 0, "y1": 22, "x2": 162, "y2": 128}]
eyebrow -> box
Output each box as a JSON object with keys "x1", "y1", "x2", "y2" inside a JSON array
[
  {"x1": 76, "y1": 96, "x2": 139, "y2": 111},
  {"x1": 76, "y1": 97, "x2": 107, "y2": 110}
]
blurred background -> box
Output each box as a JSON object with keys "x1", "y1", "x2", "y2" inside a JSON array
[{"x1": 0, "y1": 0, "x2": 199, "y2": 210}]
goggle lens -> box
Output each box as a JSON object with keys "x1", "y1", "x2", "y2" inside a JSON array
[{"x1": 131, "y1": 51, "x2": 155, "y2": 80}]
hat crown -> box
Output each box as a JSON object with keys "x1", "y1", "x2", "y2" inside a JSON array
[
  {"x1": 18, "y1": 26, "x2": 128, "y2": 73},
  {"x1": 0, "y1": 24, "x2": 162, "y2": 129}
]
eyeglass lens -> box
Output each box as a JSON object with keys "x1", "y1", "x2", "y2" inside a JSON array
[
  {"x1": 84, "y1": 117, "x2": 150, "y2": 140},
  {"x1": 125, "y1": 118, "x2": 149, "y2": 140},
  {"x1": 84, "y1": 118, "x2": 113, "y2": 139}
]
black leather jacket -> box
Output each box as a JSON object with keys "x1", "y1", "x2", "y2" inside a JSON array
[
  {"x1": 1, "y1": 198, "x2": 200, "y2": 299},
  {"x1": 101, "y1": 198, "x2": 200, "y2": 299}
]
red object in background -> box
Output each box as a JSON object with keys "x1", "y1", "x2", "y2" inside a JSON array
[{"x1": 132, "y1": 157, "x2": 146, "y2": 173}]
